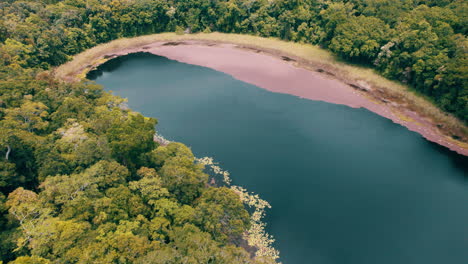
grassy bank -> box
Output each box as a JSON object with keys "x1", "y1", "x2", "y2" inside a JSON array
[
  {"x1": 55, "y1": 32, "x2": 467, "y2": 143},
  {"x1": 55, "y1": 32, "x2": 330, "y2": 80}
]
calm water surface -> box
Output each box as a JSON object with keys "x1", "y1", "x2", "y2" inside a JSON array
[{"x1": 89, "y1": 53, "x2": 468, "y2": 264}]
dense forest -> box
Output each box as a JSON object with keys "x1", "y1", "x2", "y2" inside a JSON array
[
  {"x1": 0, "y1": 0, "x2": 466, "y2": 263},
  {"x1": 1, "y1": 0, "x2": 466, "y2": 121},
  {"x1": 0, "y1": 65, "x2": 277, "y2": 263}
]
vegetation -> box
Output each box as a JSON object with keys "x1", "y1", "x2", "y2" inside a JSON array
[
  {"x1": 0, "y1": 64, "x2": 278, "y2": 262},
  {"x1": 1, "y1": 0, "x2": 467, "y2": 122},
  {"x1": 0, "y1": 0, "x2": 467, "y2": 262}
]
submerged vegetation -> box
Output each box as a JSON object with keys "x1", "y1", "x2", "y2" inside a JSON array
[{"x1": 0, "y1": 0, "x2": 467, "y2": 263}]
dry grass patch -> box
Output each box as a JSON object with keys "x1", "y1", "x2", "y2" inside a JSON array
[{"x1": 55, "y1": 32, "x2": 333, "y2": 80}]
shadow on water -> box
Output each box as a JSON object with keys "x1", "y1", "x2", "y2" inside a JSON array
[
  {"x1": 427, "y1": 141, "x2": 468, "y2": 177},
  {"x1": 87, "y1": 52, "x2": 154, "y2": 80}
]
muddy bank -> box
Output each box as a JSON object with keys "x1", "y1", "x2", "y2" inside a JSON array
[{"x1": 64, "y1": 40, "x2": 468, "y2": 156}]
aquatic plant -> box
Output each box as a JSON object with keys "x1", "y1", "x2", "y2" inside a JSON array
[
  {"x1": 153, "y1": 132, "x2": 171, "y2": 146},
  {"x1": 196, "y1": 156, "x2": 232, "y2": 185},
  {"x1": 196, "y1": 157, "x2": 281, "y2": 261}
]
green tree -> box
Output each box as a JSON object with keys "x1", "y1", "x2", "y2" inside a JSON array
[
  {"x1": 4, "y1": 100, "x2": 49, "y2": 133},
  {"x1": 195, "y1": 187, "x2": 250, "y2": 243},
  {"x1": 330, "y1": 16, "x2": 392, "y2": 61},
  {"x1": 8, "y1": 256, "x2": 50, "y2": 264},
  {"x1": 159, "y1": 147, "x2": 208, "y2": 204},
  {"x1": 106, "y1": 112, "x2": 157, "y2": 170},
  {"x1": 129, "y1": 167, "x2": 169, "y2": 206},
  {"x1": 0, "y1": 39, "x2": 33, "y2": 67}
]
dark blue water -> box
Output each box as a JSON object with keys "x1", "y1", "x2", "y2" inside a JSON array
[{"x1": 89, "y1": 53, "x2": 468, "y2": 264}]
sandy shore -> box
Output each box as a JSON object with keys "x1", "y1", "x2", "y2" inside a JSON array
[{"x1": 61, "y1": 40, "x2": 468, "y2": 156}]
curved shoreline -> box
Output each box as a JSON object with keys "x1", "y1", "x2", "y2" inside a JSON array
[{"x1": 56, "y1": 35, "x2": 468, "y2": 156}]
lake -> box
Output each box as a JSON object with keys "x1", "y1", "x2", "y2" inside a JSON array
[{"x1": 88, "y1": 52, "x2": 468, "y2": 264}]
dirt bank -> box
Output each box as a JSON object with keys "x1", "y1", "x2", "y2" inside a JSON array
[{"x1": 57, "y1": 39, "x2": 468, "y2": 156}]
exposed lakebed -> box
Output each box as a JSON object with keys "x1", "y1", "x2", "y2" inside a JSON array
[{"x1": 89, "y1": 53, "x2": 468, "y2": 264}]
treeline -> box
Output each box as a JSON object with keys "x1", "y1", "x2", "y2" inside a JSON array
[
  {"x1": 0, "y1": 64, "x2": 276, "y2": 263},
  {"x1": 0, "y1": 0, "x2": 466, "y2": 121},
  {"x1": 0, "y1": 0, "x2": 466, "y2": 262}
]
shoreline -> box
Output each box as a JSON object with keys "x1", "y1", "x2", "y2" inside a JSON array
[{"x1": 55, "y1": 33, "x2": 468, "y2": 156}]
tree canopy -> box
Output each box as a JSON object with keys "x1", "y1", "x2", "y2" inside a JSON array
[
  {"x1": 0, "y1": 59, "x2": 273, "y2": 263},
  {"x1": 0, "y1": 0, "x2": 465, "y2": 121},
  {"x1": 0, "y1": 0, "x2": 466, "y2": 262}
]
